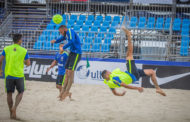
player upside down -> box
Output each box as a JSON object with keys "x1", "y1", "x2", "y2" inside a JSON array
[{"x1": 101, "y1": 27, "x2": 166, "y2": 96}]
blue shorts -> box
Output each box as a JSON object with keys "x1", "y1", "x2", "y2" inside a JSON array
[
  {"x1": 56, "y1": 75, "x2": 65, "y2": 85},
  {"x1": 126, "y1": 60, "x2": 147, "y2": 81}
]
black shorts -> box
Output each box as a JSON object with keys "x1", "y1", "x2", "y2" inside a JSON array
[
  {"x1": 56, "y1": 75, "x2": 65, "y2": 85},
  {"x1": 126, "y1": 60, "x2": 147, "y2": 80},
  {"x1": 5, "y1": 78, "x2": 25, "y2": 93},
  {"x1": 65, "y1": 52, "x2": 81, "y2": 71}
]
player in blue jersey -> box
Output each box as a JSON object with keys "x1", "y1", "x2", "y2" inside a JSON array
[
  {"x1": 46, "y1": 44, "x2": 71, "y2": 98},
  {"x1": 51, "y1": 25, "x2": 82, "y2": 101}
]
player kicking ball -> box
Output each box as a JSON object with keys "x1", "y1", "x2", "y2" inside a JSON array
[
  {"x1": 46, "y1": 44, "x2": 72, "y2": 99},
  {"x1": 51, "y1": 25, "x2": 82, "y2": 101},
  {"x1": 101, "y1": 27, "x2": 166, "y2": 96}
]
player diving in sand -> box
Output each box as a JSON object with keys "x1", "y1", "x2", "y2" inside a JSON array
[{"x1": 101, "y1": 27, "x2": 166, "y2": 96}]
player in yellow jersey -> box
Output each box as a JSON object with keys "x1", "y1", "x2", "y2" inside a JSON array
[
  {"x1": 0, "y1": 34, "x2": 30, "y2": 119},
  {"x1": 101, "y1": 27, "x2": 166, "y2": 96}
]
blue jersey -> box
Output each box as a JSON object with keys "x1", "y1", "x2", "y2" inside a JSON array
[
  {"x1": 55, "y1": 29, "x2": 82, "y2": 54},
  {"x1": 55, "y1": 51, "x2": 68, "y2": 75}
]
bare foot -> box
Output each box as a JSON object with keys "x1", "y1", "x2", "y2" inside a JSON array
[
  {"x1": 156, "y1": 89, "x2": 166, "y2": 96},
  {"x1": 60, "y1": 93, "x2": 67, "y2": 101},
  {"x1": 11, "y1": 108, "x2": 16, "y2": 119}
]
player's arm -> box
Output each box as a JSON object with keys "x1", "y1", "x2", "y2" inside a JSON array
[
  {"x1": 0, "y1": 55, "x2": 5, "y2": 76},
  {"x1": 24, "y1": 52, "x2": 30, "y2": 66},
  {"x1": 120, "y1": 82, "x2": 143, "y2": 93},
  {"x1": 62, "y1": 31, "x2": 74, "y2": 50},
  {"x1": 111, "y1": 88, "x2": 126, "y2": 96},
  {"x1": 51, "y1": 36, "x2": 66, "y2": 44},
  {"x1": 46, "y1": 60, "x2": 57, "y2": 73}
]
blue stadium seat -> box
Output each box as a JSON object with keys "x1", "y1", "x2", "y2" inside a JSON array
[
  {"x1": 51, "y1": 31, "x2": 60, "y2": 37},
  {"x1": 33, "y1": 41, "x2": 43, "y2": 49},
  {"x1": 85, "y1": 20, "x2": 93, "y2": 27},
  {"x1": 96, "y1": 15, "x2": 103, "y2": 22},
  {"x1": 82, "y1": 25, "x2": 89, "y2": 32},
  {"x1": 97, "y1": 33, "x2": 105, "y2": 39},
  {"x1": 129, "y1": 16, "x2": 137, "y2": 28},
  {"x1": 105, "y1": 16, "x2": 112, "y2": 22},
  {"x1": 180, "y1": 46, "x2": 188, "y2": 56},
  {"x1": 67, "y1": 24, "x2": 72, "y2": 29},
  {"x1": 91, "y1": 26, "x2": 98, "y2": 32},
  {"x1": 62, "y1": 14, "x2": 69, "y2": 20},
  {"x1": 122, "y1": 16, "x2": 129, "y2": 24},
  {"x1": 88, "y1": 32, "x2": 95, "y2": 38},
  {"x1": 43, "y1": 42, "x2": 52, "y2": 50},
  {"x1": 52, "y1": 43, "x2": 59, "y2": 50},
  {"x1": 68, "y1": 20, "x2": 75, "y2": 27},
  {"x1": 70, "y1": 15, "x2": 78, "y2": 22},
  {"x1": 101, "y1": 44, "x2": 110, "y2": 52},
  {"x1": 46, "y1": 24, "x2": 55, "y2": 30},
  {"x1": 79, "y1": 36, "x2": 84, "y2": 44},
  {"x1": 102, "y1": 21, "x2": 110, "y2": 28},
  {"x1": 74, "y1": 25, "x2": 81, "y2": 31},
  {"x1": 164, "y1": 18, "x2": 171, "y2": 31},
  {"x1": 181, "y1": 25, "x2": 189, "y2": 35},
  {"x1": 76, "y1": 20, "x2": 84, "y2": 27},
  {"x1": 94, "y1": 20, "x2": 101, "y2": 28},
  {"x1": 182, "y1": 19, "x2": 190, "y2": 26},
  {"x1": 173, "y1": 18, "x2": 181, "y2": 31},
  {"x1": 138, "y1": 17, "x2": 146, "y2": 29},
  {"x1": 88, "y1": 15, "x2": 95, "y2": 21},
  {"x1": 79, "y1": 32, "x2": 86, "y2": 37},
  {"x1": 147, "y1": 17, "x2": 155, "y2": 29},
  {"x1": 104, "y1": 38, "x2": 111, "y2": 45},
  {"x1": 100, "y1": 26, "x2": 107, "y2": 33},
  {"x1": 38, "y1": 36, "x2": 47, "y2": 42},
  {"x1": 111, "y1": 21, "x2": 119, "y2": 28},
  {"x1": 113, "y1": 16, "x2": 120, "y2": 23},
  {"x1": 106, "y1": 33, "x2": 114, "y2": 40},
  {"x1": 109, "y1": 28, "x2": 116, "y2": 33},
  {"x1": 84, "y1": 37, "x2": 93, "y2": 44},
  {"x1": 79, "y1": 15, "x2": 86, "y2": 22},
  {"x1": 155, "y1": 17, "x2": 164, "y2": 30},
  {"x1": 91, "y1": 44, "x2": 101, "y2": 52},
  {"x1": 82, "y1": 44, "x2": 91, "y2": 52},
  {"x1": 94, "y1": 38, "x2": 102, "y2": 44},
  {"x1": 42, "y1": 31, "x2": 51, "y2": 36}
]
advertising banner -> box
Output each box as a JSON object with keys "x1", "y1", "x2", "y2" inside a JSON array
[
  {"x1": 23, "y1": 58, "x2": 142, "y2": 87},
  {"x1": 142, "y1": 65, "x2": 190, "y2": 90}
]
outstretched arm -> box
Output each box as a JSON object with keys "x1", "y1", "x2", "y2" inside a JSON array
[
  {"x1": 0, "y1": 55, "x2": 4, "y2": 76},
  {"x1": 46, "y1": 60, "x2": 57, "y2": 73},
  {"x1": 51, "y1": 36, "x2": 66, "y2": 44},
  {"x1": 121, "y1": 82, "x2": 143, "y2": 93},
  {"x1": 111, "y1": 88, "x2": 126, "y2": 96}
]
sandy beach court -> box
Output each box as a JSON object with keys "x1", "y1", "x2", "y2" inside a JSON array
[{"x1": 0, "y1": 79, "x2": 190, "y2": 122}]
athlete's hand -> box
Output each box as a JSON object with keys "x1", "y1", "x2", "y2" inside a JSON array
[
  {"x1": 121, "y1": 91, "x2": 126, "y2": 96},
  {"x1": 46, "y1": 67, "x2": 51, "y2": 74},
  {"x1": 138, "y1": 87, "x2": 144, "y2": 93},
  {"x1": 51, "y1": 40, "x2": 56, "y2": 44}
]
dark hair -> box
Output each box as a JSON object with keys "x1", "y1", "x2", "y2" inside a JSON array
[
  {"x1": 101, "y1": 70, "x2": 107, "y2": 79},
  {"x1": 59, "y1": 43, "x2": 64, "y2": 47},
  {"x1": 58, "y1": 25, "x2": 67, "y2": 29},
  {"x1": 13, "y1": 34, "x2": 22, "y2": 43}
]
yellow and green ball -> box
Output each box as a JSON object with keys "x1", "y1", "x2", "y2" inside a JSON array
[{"x1": 52, "y1": 14, "x2": 63, "y2": 24}]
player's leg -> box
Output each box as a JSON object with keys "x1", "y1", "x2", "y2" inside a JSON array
[
  {"x1": 122, "y1": 27, "x2": 133, "y2": 60},
  {"x1": 7, "y1": 93, "x2": 13, "y2": 118},
  {"x1": 144, "y1": 69, "x2": 166, "y2": 96},
  {"x1": 60, "y1": 70, "x2": 69, "y2": 98},
  {"x1": 61, "y1": 53, "x2": 81, "y2": 101},
  {"x1": 12, "y1": 78, "x2": 25, "y2": 119},
  {"x1": 6, "y1": 78, "x2": 14, "y2": 118}
]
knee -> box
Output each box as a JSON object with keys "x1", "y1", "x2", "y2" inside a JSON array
[{"x1": 150, "y1": 69, "x2": 156, "y2": 76}]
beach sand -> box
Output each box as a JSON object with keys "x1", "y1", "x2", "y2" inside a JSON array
[{"x1": 0, "y1": 79, "x2": 190, "y2": 122}]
